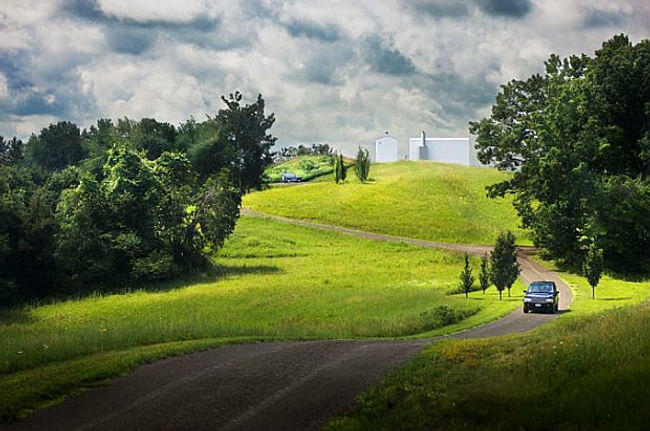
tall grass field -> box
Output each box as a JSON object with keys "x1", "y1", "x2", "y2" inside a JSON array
[{"x1": 246, "y1": 161, "x2": 530, "y2": 245}]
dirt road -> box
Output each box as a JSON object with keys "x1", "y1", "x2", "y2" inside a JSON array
[{"x1": 6, "y1": 211, "x2": 572, "y2": 431}]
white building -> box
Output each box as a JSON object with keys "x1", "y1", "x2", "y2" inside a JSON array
[
  {"x1": 375, "y1": 131, "x2": 398, "y2": 163},
  {"x1": 408, "y1": 131, "x2": 470, "y2": 166}
]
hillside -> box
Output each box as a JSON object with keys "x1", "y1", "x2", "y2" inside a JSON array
[
  {"x1": 326, "y1": 300, "x2": 650, "y2": 430},
  {"x1": 264, "y1": 155, "x2": 335, "y2": 182},
  {"x1": 247, "y1": 161, "x2": 529, "y2": 245}
]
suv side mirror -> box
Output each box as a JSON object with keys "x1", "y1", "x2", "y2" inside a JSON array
[{"x1": 523, "y1": 290, "x2": 527, "y2": 294}]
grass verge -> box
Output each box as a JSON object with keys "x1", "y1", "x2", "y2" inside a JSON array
[{"x1": 0, "y1": 337, "x2": 261, "y2": 423}]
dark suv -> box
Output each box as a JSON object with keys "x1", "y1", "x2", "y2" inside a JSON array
[{"x1": 523, "y1": 281, "x2": 559, "y2": 314}]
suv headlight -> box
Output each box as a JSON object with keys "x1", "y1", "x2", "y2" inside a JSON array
[
  {"x1": 524, "y1": 298, "x2": 532, "y2": 302},
  {"x1": 545, "y1": 298, "x2": 554, "y2": 303}
]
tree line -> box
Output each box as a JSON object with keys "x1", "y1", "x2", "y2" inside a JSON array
[
  {"x1": 471, "y1": 34, "x2": 650, "y2": 276},
  {"x1": 0, "y1": 92, "x2": 275, "y2": 307}
]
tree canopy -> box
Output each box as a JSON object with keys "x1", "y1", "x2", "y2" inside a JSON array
[
  {"x1": 0, "y1": 92, "x2": 274, "y2": 306},
  {"x1": 471, "y1": 34, "x2": 650, "y2": 274}
]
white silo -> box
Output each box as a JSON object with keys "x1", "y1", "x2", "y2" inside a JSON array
[{"x1": 375, "y1": 131, "x2": 398, "y2": 162}]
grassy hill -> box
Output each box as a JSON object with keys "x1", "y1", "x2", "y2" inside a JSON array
[
  {"x1": 0, "y1": 216, "x2": 521, "y2": 422},
  {"x1": 326, "y1": 300, "x2": 650, "y2": 431},
  {"x1": 247, "y1": 161, "x2": 530, "y2": 245},
  {"x1": 264, "y1": 155, "x2": 336, "y2": 182}
]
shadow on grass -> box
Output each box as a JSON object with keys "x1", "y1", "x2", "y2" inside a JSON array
[
  {"x1": 0, "y1": 309, "x2": 35, "y2": 325},
  {"x1": 0, "y1": 264, "x2": 282, "y2": 313},
  {"x1": 595, "y1": 297, "x2": 633, "y2": 301}
]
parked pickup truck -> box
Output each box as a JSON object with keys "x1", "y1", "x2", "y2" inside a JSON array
[{"x1": 523, "y1": 281, "x2": 559, "y2": 314}]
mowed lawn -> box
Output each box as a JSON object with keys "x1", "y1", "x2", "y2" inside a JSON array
[
  {"x1": 0, "y1": 216, "x2": 521, "y2": 422},
  {"x1": 245, "y1": 161, "x2": 530, "y2": 245}
]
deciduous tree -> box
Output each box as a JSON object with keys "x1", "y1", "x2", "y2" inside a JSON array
[
  {"x1": 490, "y1": 231, "x2": 520, "y2": 300},
  {"x1": 459, "y1": 253, "x2": 475, "y2": 299}
]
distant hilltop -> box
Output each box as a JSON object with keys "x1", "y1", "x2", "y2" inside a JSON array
[{"x1": 375, "y1": 131, "x2": 471, "y2": 166}]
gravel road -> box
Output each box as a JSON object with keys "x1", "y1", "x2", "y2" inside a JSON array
[{"x1": 5, "y1": 210, "x2": 572, "y2": 431}]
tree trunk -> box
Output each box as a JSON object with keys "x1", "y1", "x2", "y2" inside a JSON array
[
  {"x1": 499, "y1": 290, "x2": 502, "y2": 301},
  {"x1": 508, "y1": 287, "x2": 511, "y2": 298},
  {"x1": 592, "y1": 286, "x2": 595, "y2": 299},
  {"x1": 465, "y1": 291, "x2": 468, "y2": 299}
]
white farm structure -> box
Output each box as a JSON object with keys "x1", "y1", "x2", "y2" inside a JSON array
[
  {"x1": 375, "y1": 132, "x2": 398, "y2": 163},
  {"x1": 408, "y1": 131, "x2": 470, "y2": 166}
]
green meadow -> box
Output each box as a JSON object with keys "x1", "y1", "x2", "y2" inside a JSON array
[
  {"x1": 246, "y1": 161, "x2": 530, "y2": 245},
  {"x1": 0, "y1": 216, "x2": 521, "y2": 422}
]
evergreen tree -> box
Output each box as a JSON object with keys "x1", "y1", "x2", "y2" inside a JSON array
[
  {"x1": 479, "y1": 253, "x2": 490, "y2": 294},
  {"x1": 459, "y1": 253, "x2": 475, "y2": 298},
  {"x1": 334, "y1": 152, "x2": 342, "y2": 183},
  {"x1": 583, "y1": 241, "x2": 604, "y2": 299},
  {"x1": 339, "y1": 153, "x2": 347, "y2": 182},
  {"x1": 490, "y1": 231, "x2": 520, "y2": 300},
  {"x1": 354, "y1": 146, "x2": 371, "y2": 182}
]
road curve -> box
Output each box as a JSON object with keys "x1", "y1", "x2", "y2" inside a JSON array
[{"x1": 5, "y1": 210, "x2": 572, "y2": 431}]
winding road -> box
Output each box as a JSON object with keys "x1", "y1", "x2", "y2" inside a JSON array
[{"x1": 6, "y1": 210, "x2": 572, "y2": 431}]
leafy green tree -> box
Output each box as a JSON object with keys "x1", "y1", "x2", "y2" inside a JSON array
[
  {"x1": 479, "y1": 253, "x2": 490, "y2": 294},
  {"x1": 583, "y1": 241, "x2": 604, "y2": 299},
  {"x1": 215, "y1": 92, "x2": 276, "y2": 192},
  {"x1": 490, "y1": 231, "x2": 520, "y2": 300},
  {"x1": 354, "y1": 146, "x2": 371, "y2": 182},
  {"x1": 25, "y1": 121, "x2": 86, "y2": 172},
  {"x1": 471, "y1": 34, "x2": 650, "y2": 274},
  {"x1": 459, "y1": 253, "x2": 475, "y2": 298}
]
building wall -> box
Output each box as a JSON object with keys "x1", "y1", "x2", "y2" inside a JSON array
[
  {"x1": 408, "y1": 137, "x2": 470, "y2": 166},
  {"x1": 375, "y1": 136, "x2": 398, "y2": 162}
]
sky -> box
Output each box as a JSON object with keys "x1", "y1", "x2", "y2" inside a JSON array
[{"x1": 0, "y1": 0, "x2": 649, "y2": 156}]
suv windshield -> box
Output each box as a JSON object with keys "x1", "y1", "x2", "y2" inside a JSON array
[{"x1": 528, "y1": 282, "x2": 554, "y2": 293}]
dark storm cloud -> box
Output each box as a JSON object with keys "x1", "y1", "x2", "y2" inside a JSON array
[
  {"x1": 410, "y1": 0, "x2": 470, "y2": 18},
  {"x1": 298, "y1": 43, "x2": 354, "y2": 85},
  {"x1": 105, "y1": 26, "x2": 157, "y2": 55},
  {"x1": 473, "y1": 0, "x2": 532, "y2": 18},
  {"x1": 583, "y1": 9, "x2": 624, "y2": 28},
  {"x1": 364, "y1": 37, "x2": 416, "y2": 76},
  {"x1": 63, "y1": 0, "x2": 219, "y2": 31},
  {"x1": 285, "y1": 20, "x2": 341, "y2": 42},
  {"x1": 0, "y1": 52, "x2": 31, "y2": 92}
]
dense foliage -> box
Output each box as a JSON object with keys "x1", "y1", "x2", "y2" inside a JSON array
[
  {"x1": 471, "y1": 34, "x2": 650, "y2": 274},
  {"x1": 273, "y1": 143, "x2": 334, "y2": 162},
  {"x1": 0, "y1": 93, "x2": 274, "y2": 306}
]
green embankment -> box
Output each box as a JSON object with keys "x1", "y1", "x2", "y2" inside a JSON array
[
  {"x1": 0, "y1": 216, "x2": 521, "y2": 422},
  {"x1": 326, "y1": 298, "x2": 650, "y2": 431},
  {"x1": 326, "y1": 253, "x2": 650, "y2": 430},
  {"x1": 264, "y1": 155, "x2": 335, "y2": 182},
  {"x1": 247, "y1": 161, "x2": 530, "y2": 245}
]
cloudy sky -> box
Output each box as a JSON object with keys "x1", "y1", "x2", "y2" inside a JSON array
[{"x1": 0, "y1": 0, "x2": 649, "y2": 156}]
